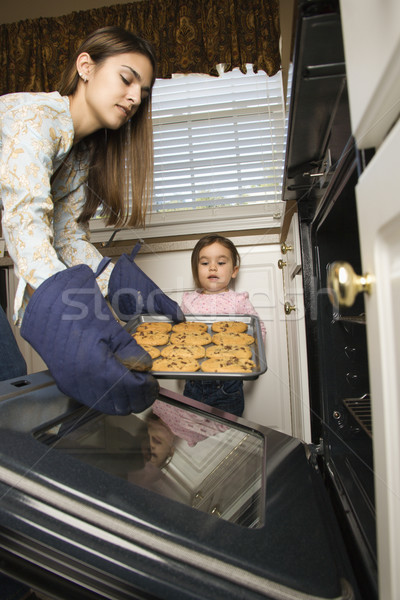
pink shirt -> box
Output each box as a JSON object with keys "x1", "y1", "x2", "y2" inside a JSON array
[
  {"x1": 152, "y1": 400, "x2": 228, "y2": 446},
  {"x1": 181, "y1": 289, "x2": 266, "y2": 340}
]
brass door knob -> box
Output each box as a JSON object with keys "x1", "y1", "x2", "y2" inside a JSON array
[
  {"x1": 281, "y1": 242, "x2": 293, "y2": 255},
  {"x1": 278, "y1": 259, "x2": 287, "y2": 269},
  {"x1": 327, "y1": 261, "x2": 372, "y2": 308},
  {"x1": 284, "y1": 301, "x2": 296, "y2": 315}
]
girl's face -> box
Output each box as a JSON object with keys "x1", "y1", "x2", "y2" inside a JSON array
[
  {"x1": 147, "y1": 420, "x2": 174, "y2": 468},
  {"x1": 80, "y1": 51, "x2": 154, "y2": 132},
  {"x1": 197, "y1": 242, "x2": 239, "y2": 294}
]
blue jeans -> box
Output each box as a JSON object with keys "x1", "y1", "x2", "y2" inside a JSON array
[
  {"x1": 0, "y1": 305, "x2": 27, "y2": 381},
  {"x1": 183, "y1": 379, "x2": 244, "y2": 417}
]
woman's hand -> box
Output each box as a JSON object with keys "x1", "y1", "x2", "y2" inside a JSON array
[
  {"x1": 108, "y1": 242, "x2": 185, "y2": 323},
  {"x1": 21, "y1": 264, "x2": 159, "y2": 415}
]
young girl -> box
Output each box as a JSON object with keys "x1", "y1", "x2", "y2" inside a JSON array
[
  {"x1": 0, "y1": 26, "x2": 182, "y2": 415},
  {"x1": 181, "y1": 235, "x2": 266, "y2": 417}
]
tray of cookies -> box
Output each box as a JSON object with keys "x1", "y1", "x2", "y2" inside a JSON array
[{"x1": 125, "y1": 314, "x2": 267, "y2": 380}]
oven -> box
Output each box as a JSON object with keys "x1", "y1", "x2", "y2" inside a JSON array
[
  {"x1": 282, "y1": 1, "x2": 377, "y2": 598},
  {"x1": 0, "y1": 371, "x2": 361, "y2": 599}
]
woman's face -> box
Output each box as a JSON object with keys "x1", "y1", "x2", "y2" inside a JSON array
[{"x1": 83, "y1": 51, "x2": 154, "y2": 131}]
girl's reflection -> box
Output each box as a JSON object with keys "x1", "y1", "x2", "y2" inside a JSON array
[
  {"x1": 151, "y1": 400, "x2": 228, "y2": 448},
  {"x1": 128, "y1": 401, "x2": 228, "y2": 500},
  {"x1": 144, "y1": 412, "x2": 176, "y2": 469}
]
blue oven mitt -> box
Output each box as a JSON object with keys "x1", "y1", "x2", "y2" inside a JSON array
[
  {"x1": 20, "y1": 261, "x2": 159, "y2": 415},
  {"x1": 108, "y1": 242, "x2": 184, "y2": 322}
]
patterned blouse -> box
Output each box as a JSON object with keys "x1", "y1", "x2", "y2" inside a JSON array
[
  {"x1": 0, "y1": 91, "x2": 113, "y2": 324},
  {"x1": 181, "y1": 289, "x2": 266, "y2": 340}
]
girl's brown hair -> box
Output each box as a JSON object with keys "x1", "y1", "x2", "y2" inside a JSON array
[
  {"x1": 191, "y1": 235, "x2": 241, "y2": 289},
  {"x1": 58, "y1": 26, "x2": 157, "y2": 228}
]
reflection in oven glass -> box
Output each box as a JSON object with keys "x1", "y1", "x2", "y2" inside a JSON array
[{"x1": 37, "y1": 398, "x2": 265, "y2": 528}]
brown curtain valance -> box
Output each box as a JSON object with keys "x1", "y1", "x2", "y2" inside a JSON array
[{"x1": 0, "y1": 0, "x2": 280, "y2": 94}]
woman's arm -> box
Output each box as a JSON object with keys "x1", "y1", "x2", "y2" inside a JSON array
[
  {"x1": 1, "y1": 99, "x2": 74, "y2": 292},
  {"x1": 52, "y1": 161, "x2": 114, "y2": 297}
]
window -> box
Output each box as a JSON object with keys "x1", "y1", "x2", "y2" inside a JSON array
[
  {"x1": 151, "y1": 66, "x2": 287, "y2": 214},
  {"x1": 90, "y1": 65, "x2": 289, "y2": 242}
]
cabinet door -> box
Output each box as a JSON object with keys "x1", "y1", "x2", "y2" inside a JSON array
[
  {"x1": 5, "y1": 268, "x2": 46, "y2": 374},
  {"x1": 281, "y1": 213, "x2": 311, "y2": 442},
  {"x1": 356, "y1": 118, "x2": 400, "y2": 600},
  {"x1": 339, "y1": 0, "x2": 400, "y2": 148}
]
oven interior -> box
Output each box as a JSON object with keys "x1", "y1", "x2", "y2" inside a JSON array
[{"x1": 311, "y1": 151, "x2": 376, "y2": 600}]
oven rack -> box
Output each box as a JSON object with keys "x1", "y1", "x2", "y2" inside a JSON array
[{"x1": 342, "y1": 395, "x2": 372, "y2": 438}]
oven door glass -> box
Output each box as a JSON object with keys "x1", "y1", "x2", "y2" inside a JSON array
[{"x1": 34, "y1": 394, "x2": 265, "y2": 528}]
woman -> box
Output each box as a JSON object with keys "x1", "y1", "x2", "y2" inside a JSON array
[{"x1": 0, "y1": 26, "x2": 183, "y2": 415}]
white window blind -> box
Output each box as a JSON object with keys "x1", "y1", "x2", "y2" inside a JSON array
[{"x1": 151, "y1": 66, "x2": 287, "y2": 213}]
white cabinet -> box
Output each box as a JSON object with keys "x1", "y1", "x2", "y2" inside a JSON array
[
  {"x1": 339, "y1": 0, "x2": 400, "y2": 149},
  {"x1": 5, "y1": 267, "x2": 46, "y2": 374},
  {"x1": 355, "y1": 118, "x2": 400, "y2": 600},
  {"x1": 340, "y1": 2, "x2": 400, "y2": 598},
  {"x1": 280, "y1": 213, "x2": 311, "y2": 442}
]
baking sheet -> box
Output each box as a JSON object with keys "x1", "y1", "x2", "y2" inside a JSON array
[{"x1": 125, "y1": 314, "x2": 267, "y2": 380}]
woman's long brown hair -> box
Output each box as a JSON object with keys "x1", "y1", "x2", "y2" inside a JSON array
[{"x1": 58, "y1": 26, "x2": 156, "y2": 228}]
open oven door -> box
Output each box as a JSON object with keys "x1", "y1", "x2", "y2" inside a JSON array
[{"x1": 0, "y1": 372, "x2": 361, "y2": 600}]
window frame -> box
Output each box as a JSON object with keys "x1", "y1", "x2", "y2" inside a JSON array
[{"x1": 90, "y1": 66, "x2": 287, "y2": 243}]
